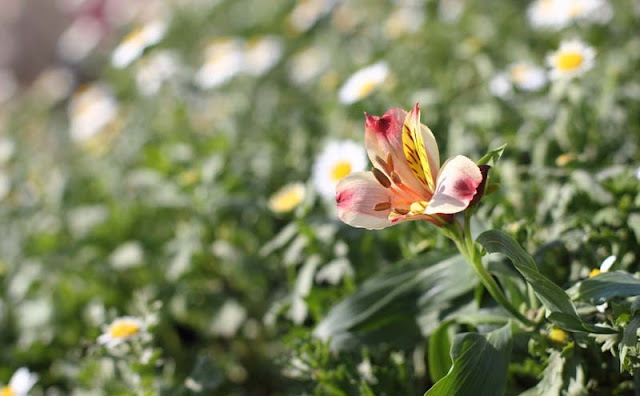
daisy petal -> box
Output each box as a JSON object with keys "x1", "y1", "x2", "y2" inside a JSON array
[
  {"x1": 336, "y1": 172, "x2": 393, "y2": 230},
  {"x1": 425, "y1": 155, "x2": 482, "y2": 215},
  {"x1": 9, "y1": 367, "x2": 38, "y2": 394}
]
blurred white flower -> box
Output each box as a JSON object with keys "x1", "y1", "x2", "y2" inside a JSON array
[
  {"x1": 0, "y1": 368, "x2": 38, "y2": 396},
  {"x1": 384, "y1": 5, "x2": 425, "y2": 39},
  {"x1": 338, "y1": 62, "x2": 389, "y2": 105},
  {"x1": 546, "y1": 39, "x2": 595, "y2": 80},
  {"x1": 527, "y1": 0, "x2": 573, "y2": 30},
  {"x1": 312, "y1": 140, "x2": 367, "y2": 199},
  {"x1": 357, "y1": 358, "x2": 377, "y2": 384},
  {"x1": 111, "y1": 20, "x2": 167, "y2": 68},
  {"x1": 488, "y1": 72, "x2": 512, "y2": 98},
  {"x1": 566, "y1": 0, "x2": 613, "y2": 24},
  {"x1": 0, "y1": 137, "x2": 15, "y2": 164},
  {"x1": 57, "y1": 17, "x2": 104, "y2": 63},
  {"x1": 195, "y1": 38, "x2": 244, "y2": 89},
  {"x1": 135, "y1": 50, "x2": 180, "y2": 96},
  {"x1": 315, "y1": 258, "x2": 354, "y2": 284},
  {"x1": 98, "y1": 316, "x2": 145, "y2": 348},
  {"x1": 288, "y1": 46, "x2": 331, "y2": 85},
  {"x1": 268, "y1": 182, "x2": 307, "y2": 213},
  {"x1": 30, "y1": 67, "x2": 75, "y2": 104},
  {"x1": 243, "y1": 36, "x2": 283, "y2": 76},
  {"x1": 68, "y1": 83, "x2": 118, "y2": 143},
  {"x1": 0, "y1": 68, "x2": 17, "y2": 104},
  {"x1": 439, "y1": 0, "x2": 465, "y2": 22},
  {"x1": 508, "y1": 62, "x2": 547, "y2": 91},
  {"x1": 288, "y1": 0, "x2": 338, "y2": 32},
  {"x1": 110, "y1": 241, "x2": 144, "y2": 269},
  {"x1": 636, "y1": 167, "x2": 640, "y2": 180},
  {"x1": 210, "y1": 299, "x2": 247, "y2": 338},
  {"x1": 589, "y1": 255, "x2": 616, "y2": 312},
  {"x1": 527, "y1": 0, "x2": 613, "y2": 29}
]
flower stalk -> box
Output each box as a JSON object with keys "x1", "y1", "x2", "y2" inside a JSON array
[{"x1": 442, "y1": 214, "x2": 536, "y2": 328}]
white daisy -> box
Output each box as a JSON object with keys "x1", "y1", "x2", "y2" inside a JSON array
[
  {"x1": 488, "y1": 72, "x2": 513, "y2": 99},
  {"x1": 338, "y1": 62, "x2": 389, "y2": 105},
  {"x1": 98, "y1": 316, "x2": 145, "y2": 348},
  {"x1": 546, "y1": 39, "x2": 595, "y2": 80},
  {"x1": 243, "y1": 36, "x2": 283, "y2": 77},
  {"x1": 135, "y1": 50, "x2": 180, "y2": 96},
  {"x1": 508, "y1": 62, "x2": 547, "y2": 91},
  {"x1": 288, "y1": 0, "x2": 338, "y2": 33},
  {"x1": 30, "y1": 67, "x2": 75, "y2": 104},
  {"x1": 57, "y1": 17, "x2": 104, "y2": 63},
  {"x1": 589, "y1": 255, "x2": 616, "y2": 313},
  {"x1": 288, "y1": 46, "x2": 331, "y2": 85},
  {"x1": 68, "y1": 83, "x2": 118, "y2": 143},
  {"x1": 384, "y1": 5, "x2": 425, "y2": 39},
  {"x1": 111, "y1": 20, "x2": 167, "y2": 68},
  {"x1": 566, "y1": 0, "x2": 613, "y2": 24},
  {"x1": 527, "y1": 0, "x2": 573, "y2": 30},
  {"x1": 194, "y1": 38, "x2": 245, "y2": 89},
  {"x1": 268, "y1": 182, "x2": 307, "y2": 213},
  {"x1": 0, "y1": 367, "x2": 38, "y2": 396},
  {"x1": 312, "y1": 140, "x2": 367, "y2": 199}
]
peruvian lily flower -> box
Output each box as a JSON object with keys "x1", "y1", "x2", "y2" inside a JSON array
[{"x1": 336, "y1": 104, "x2": 484, "y2": 230}]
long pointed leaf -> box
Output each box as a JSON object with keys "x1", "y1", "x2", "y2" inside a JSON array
[{"x1": 424, "y1": 323, "x2": 512, "y2": 396}]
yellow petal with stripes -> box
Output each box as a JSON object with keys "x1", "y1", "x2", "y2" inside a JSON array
[{"x1": 401, "y1": 104, "x2": 435, "y2": 191}]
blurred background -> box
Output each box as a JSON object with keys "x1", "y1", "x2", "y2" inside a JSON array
[{"x1": 0, "y1": 0, "x2": 639, "y2": 395}]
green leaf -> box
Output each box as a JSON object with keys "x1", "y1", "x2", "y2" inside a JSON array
[
  {"x1": 424, "y1": 323, "x2": 512, "y2": 396},
  {"x1": 476, "y1": 144, "x2": 506, "y2": 166},
  {"x1": 477, "y1": 230, "x2": 577, "y2": 317},
  {"x1": 620, "y1": 315, "x2": 640, "y2": 371},
  {"x1": 568, "y1": 271, "x2": 640, "y2": 303},
  {"x1": 477, "y1": 230, "x2": 614, "y2": 334},
  {"x1": 314, "y1": 254, "x2": 476, "y2": 350},
  {"x1": 428, "y1": 321, "x2": 453, "y2": 383}
]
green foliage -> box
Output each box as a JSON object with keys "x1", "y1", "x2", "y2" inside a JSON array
[{"x1": 425, "y1": 324, "x2": 512, "y2": 396}]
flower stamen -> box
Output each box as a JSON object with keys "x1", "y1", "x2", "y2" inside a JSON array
[
  {"x1": 372, "y1": 167, "x2": 391, "y2": 188},
  {"x1": 373, "y1": 202, "x2": 392, "y2": 211}
]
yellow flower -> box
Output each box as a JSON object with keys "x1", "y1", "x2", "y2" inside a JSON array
[
  {"x1": 98, "y1": 316, "x2": 145, "y2": 348},
  {"x1": 546, "y1": 40, "x2": 595, "y2": 80},
  {"x1": 269, "y1": 183, "x2": 307, "y2": 213},
  {"x1": 549, "y1": 328, "x2": 568, "y2": 344}
]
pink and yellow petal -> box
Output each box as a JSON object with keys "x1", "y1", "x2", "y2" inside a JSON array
[
  {"x1": 401, "y1": 104, "x2": 440, "y2": 191},
  {"x1": 424, "y1": 155, "x2": 482, "y2": 215},
  {"x1": 336, "y1": 172, "x2": 394, "y2": 230},
  {"x1": 364, "y1": 108, "x2": 428, "y2": 196}
]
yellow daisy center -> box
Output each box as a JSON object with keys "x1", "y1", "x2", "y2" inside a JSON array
[
  {"x1": 331, "y1": 161, "x2": 352, "y2": 182},
  {"x1": 556, "y1": 52, "x2": 584, "y2": 72},
  {"x1": 0, "y1": 386, "x2": 15, "y2": 396},
  {"x1": 589, "y1": 268, "x2": 602, "y2": 278},
  {"x1": 122, "y1": 27, "x2": 146, "y2": 46},
  {"x1": 269, "y1": 186, "x2": 305, "y2": 213},
  {"x1": 109, "y1": 320, "x2": 140, "y2": 339},
  {"x1": 357, "y1": 80, "x2": 378, "y2": 98},
  {"x1": 510, "y1": 65, "x2": 528, "y2": 83},
  {"x1": 549, "y1": 328, "x2": 568, "y2": 344}
]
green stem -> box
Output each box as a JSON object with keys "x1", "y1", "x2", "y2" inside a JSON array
[{"x1": 448, "y1": 216, "x2": 535, "y2": 327}]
